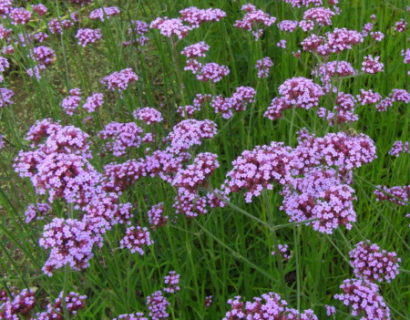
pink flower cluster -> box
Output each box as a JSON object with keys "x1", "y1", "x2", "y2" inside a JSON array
[
  {"x1": 9, "y1": 7, "x2": 31, "y2": 25},
  {"x1": 223, "y1": 292, "x2": 318, "y2": 320},
  {"x1": 349, "y1": 241, "x2": 400, "y2": 283},
  {"x1": 255, "y1": 57, "x2": 273, "y2": 78},
  {"x1": 120, "y1": 226, "x2": 153, "y2": 255},
  {"x1": 61, "y1": 89, "x2": 104, "y2": 115},
  {"x1": 211, "y1": 86, "x2": 256, "y2": 119},
  {"x1": 75, "y1": 28, "x2": 102, "y2": 47},
  {"x1": 334, "y1": 279, "x2": 391, "y2": 320},
  {"x1": 101, "y1": 68, "x2": 138, "y2": 92},
  {"x1": 234, "y1": 4, "x2": 276, "y2": 39}
]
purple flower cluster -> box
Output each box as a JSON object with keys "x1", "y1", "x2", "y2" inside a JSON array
[
  {"x1": 165, "y1": 119, "x2": 217, "y2": 153},
  {"x1": 133, "y1": 107, "x2": 163, "y2": 125},
  {"x1": 75, "y1": 28, "x2": 102, "y2": 47},
  {"x1": 61, "y1": 88, "x2": 82, "y2": 115},
  {"x1": 177, "y1": 93, "x2": 212, "y2": 117},
  {"x1": 389, "y1": 141, "x2": 409, "y2": 157},
  {"x1": 334, "y1": 279, "x2": 390, "y2": 320},
  {"x1": 0, "y1": 87, "x2": 14, "y2": 108},
  {"x1": 349, "y1": 241, "x2": 400, "y2": 283},
  {"x1": 223, "y1": 292, "x2": 318, "y2": 320},
  {"x1": 362, "y1": 55, "x2": 384, "y2": 74},
  {"x1": 120, "y1": 226, "x2": 153, "y2": 255},
  {"x1": 124, "y1": 20, "x2": 149, "y2": 46},
  {"x1": 271, "y1": 243, "x2": 291, "y2": 260},
  {"x1": 181, "y1": 41, "x2": 210, "y2": 58},
  {"x1": 34, "y1": 291, "x2": 87, "y2": 319},
  {"x1": 39, "y1": 217, "x2": 100, "y2": 276},
  {"x1": 301, "y1": 28, "x2": 364, "y2": 56},
  {"x1": 147, "y1": 203, "x2": 168, "y2": 228},
  {"x1": 211, "y1": 86, "x2": 256, "y2": 119},
  {"x1": 9, "y1": 7, "x2": 32, "y2": 25},
  {"x1": 234, "y1": 4, "x2": 276, "y2": 39},
  {"x1": 89, "y1": 6, "x2": 121, "y2": 21},
  {"x1": 101, "y1": 68, "x2": 138, "y2": 92},
  {"x1": 264, "y1": 77, "x2": 324, "y2": 120},
  {"x1": 179, "y1": 7, "x2": 226, "y2": 28},
  {"x1": 163, "y1": 271, "x2": 180, "y2": 293},
  {"x1": 303, "y1": 7, "x2": 335, "y2": 26},
  {"x1": 0, "y1": 288, "x2": 35, "y2": 319},
  {"x1": 255, "y1": 57, "x2": 273, "y2": 78},
  {"x1": 113, "y1": 313, "x2": 148, "y2": 320},
  {"x1": 99, "y1": 122, "x2": 143, "y2": 157},
  {"x1": 374, "y1": 185, "x2": 409, "y2": 206},
  {"x1": 82, "y1": 92, "x2": 104, "y2": 113},
  {"x1": 146, "y1": 291, "x2": 170, "y2": 320},
  {"x1": 24, "y1": 202, "x2": 51, "y2": 223}
]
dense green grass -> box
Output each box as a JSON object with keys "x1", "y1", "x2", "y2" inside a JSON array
[{"x1": 0, "y1": 0, "x2": 409, "y2": 319}]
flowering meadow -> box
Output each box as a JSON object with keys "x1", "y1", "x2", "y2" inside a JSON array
[{"x1": 0, "y1": 0, "x2": 409, "y2": 319}]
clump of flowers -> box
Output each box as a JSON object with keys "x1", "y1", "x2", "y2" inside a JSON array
[
  {"x1": 0, "y1": 288, "x2": 35, "y2": 319},
  {"x1": 89, "y1": 6, "x2": 121, "y2": 21},
  {"x1": 234, "y1": 4, "x2": 276, "y2": 39},
  {"x1": 179, "y1": 7, "x2": 226, "y2": 28},
  {"x1": 75, "y1": 28, "x2": 102, "y2": 47},
  {"x1": 271, "y1": 243, "x2": 291, "y2": 260},
  {"x1": 349, "y1": 241, "x2": 401, "y2": 283},
  {"x1": 113, "y1": 313, "x2": 148, "y2": 320},
  {"x1": 303, "y1": 7, "x2": 335, "y2": 26},
  {"x1": 34, "y1": 291, "x2": 87, "y2": 319},
  {"x1": 389, "y1": 141, "x2": 409, "y2": 157},
  {"x1": 374, "y1": 185, "x2": 409, "y2": 206},
  {"x1": 82, "y1": 92, "x2": 104, "y2": 113},
  {"x1": 99, "y1": 122, "x2": 144, "y2": 157},
  {"x1": 362, "y1": 55, "x2": 384, "y2": 74},
  {"x1": 150, "y1": 17, "x2": 191, "y2": 39},
  {"x1": 61, "y1": 88, "x2": 82, "y2": 115},
  {"x1": 146, "y1": 203, "x2": 167, "y2": 228},
  {"x1": 146, "y1": 290, "x2": 170, "y2": 320},
  {"x1": 24, "y1": 202, "x2": 51, "y2": 223},
  {"x1": 334, "y1": 279, "x2": 391, "y2": 320},
  {"x1": 39, "y1": 217, "x2": 101, "y2": 276},
  {"x1": 223, "y1": 142, "x2": 293, "y2": 202},
  {"x1": 211, "y1": 86, "x2": 256, "y2": 119},
  {"x1": 133, "y1": 107, "x2": 163, "y2": 125},
  {"x1": 255, "y1": 57, "x2": 273, "y2": 78},
  {"x1": 101, "y1": 68, "x2": 138, "y2": 92},
  {"x1": 223, "y1": 292, "x2": 318, "y2": 320},
  {"x1": 163, "y1": 271, "x2": 180, "y2": 293},
  {"x1": 120, "y1": 226, "x2": 152, "y2": 256}
]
